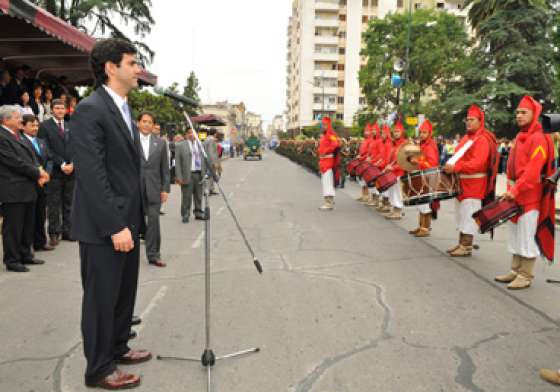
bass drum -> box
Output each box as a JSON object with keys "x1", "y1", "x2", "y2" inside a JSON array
[
  {"x1": 346, "y1": 158, "x2": 362, "y2": 177},
  {"x1": 401, "y1": 167, "x2": 460, "y2": 206},
  {"x1": 361, "y1": 165, "x2": 383, "y2": 188},
  {"x1": 375, "y1": 171, "x2": 398, "y2": 193}
]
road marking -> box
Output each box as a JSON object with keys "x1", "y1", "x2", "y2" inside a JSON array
[
  {"x1": 136, "y1": 285, "x2": 168, "y2": 334},
  {"x1": 192, "y1": 231, "x2": 204, "y2": 249}
]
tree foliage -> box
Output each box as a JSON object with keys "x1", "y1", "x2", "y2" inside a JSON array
[
  {"x1": 29, "y1": 0, "x2": 155, "y2": 63},
  {"x1": 359, "y1": 9, "x2": 468, "y2": 120}
]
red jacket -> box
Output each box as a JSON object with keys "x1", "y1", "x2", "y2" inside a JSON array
[
  {"x1": 358, "y1": 137, "x2": 373, "y2": 161},
  {"x1": 377, "y1": 139, "x2": 393, "y2": 169},
  {"x1": 418, "y1": 138, "x2": 439, "y2": 169},
  {"x1": 454, "y1": 127, "x2": 495, "y2": 201},
  {"x1": 318, "y1": 131, "x2": 340, "y2": 174}
]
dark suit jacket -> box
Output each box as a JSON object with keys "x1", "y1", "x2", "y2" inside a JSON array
[
  {"x1": 0, "y1": 127, "x2": 40, "y2": 203},
  {"x1": 20, "y1": 134, "x2": 52, "y2": 174},
  {"x1": 141, "y1": 135, "x2": 170, "y2": 205},
  {"x1": 70, "y1": 86, "x2": 145, "y2": 244},
  {"x1": 38, "y1": 117, "x2": 73, "y2": 178}
]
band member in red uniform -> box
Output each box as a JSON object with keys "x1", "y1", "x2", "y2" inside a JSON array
[
  {"x1": 384, "y1": 120, "x2": 408, "y2": 220},
  {"x1": 376, "y1": 124, "x2": 394, "y2": 213},
  {"x1": 495, "y1": 96, "x2": 555, "y2": 289},
  {"x1": 409, "y1": 119, "x2": 439, "y2": 237},
  {"x1": 366, "y1": 123, "x2": 382, "y2": 207},
  {"x1": 356, "y1": 123, "x2": 374, "y2": 202},
  {"x1": 317, "y1": 116, "x2": 340, "y2": 210},
  {"x1": 443, "y1": 105, "x2": 498, "y2": 256}
]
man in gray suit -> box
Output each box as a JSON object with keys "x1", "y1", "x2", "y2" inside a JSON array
[
  {"x1": 203, "y1": 128, "x2": 219, "y2": 195},
  {"x1": 137, "y1": 112, "x2": 170, "y2": 267},
  {"x1": 175, "y1": 128, "x2": 206, "y2": 223}
]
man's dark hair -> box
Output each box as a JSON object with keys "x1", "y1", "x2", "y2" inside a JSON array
[
  {"x1": 52, "y1": 98, "x2": 66, "y2": 108},
  {"x1": 22, "y1": 114, "x2": 38, "y2": 125},
  {"x1": 137, "y1": 111, "x2": 156, "y2": 122},
  {"x1": 90, "y1": 38, "x2": 137, "y2": 88},
  {"x1": 207, "y1": 128, "x2": 216, "y2": 136}
]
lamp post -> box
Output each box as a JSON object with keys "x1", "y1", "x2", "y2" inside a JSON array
[{"x1": 402, "y1": 0, "x2": 413, "y2": 120}]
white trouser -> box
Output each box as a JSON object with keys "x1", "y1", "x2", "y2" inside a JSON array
[
  {"x1": 358, "y1": 178, "x2": 366, "y2": 187},
  {"x1": 321, "y1": 169, "x2": 336, "y2": 197},
  {"x1": 454, "y1": 199, "x2": 481, "y2": 236},
  {"x1": 371, "y1": 187, "x2": 379, "y2": 195},
  {"x1": 381, "y1": 190, "x2": 389, "y2": 198},
  {"x1": 508, "y1": 210, "x2": 540, "y2": 258},
  {"x1": 417, "y1": 203, "x2": 431, "y2": 214},
  {"x1": 388, "y1": 177, "x2": 403, "y2": 209}
]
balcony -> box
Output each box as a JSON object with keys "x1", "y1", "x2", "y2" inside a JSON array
[
  {"x1": 313, "y1": 52, "x2": 338, "y2": 62},
  {"x1": 315, "y1": 18, "x2": 339, "y2": 28},
  {"x1": 314, "y1": 69, "x2": 338, "y2": 78},
  {"x1": 313, "y1": 86, "x2": 338, "y2": 95},
  {"x1": 313, "y1": 103, "x2": 338, "y2": 111},
  {"x1": 314, "y1": 35, "x2": 338, "y2": 45},
  {"x1": 314, "y1": 1, "x2": 339, "y2": 11}
]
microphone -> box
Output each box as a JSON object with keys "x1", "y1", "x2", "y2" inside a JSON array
[{"x1": 153, "y1": 86, "x2": 200, "y2": 107}]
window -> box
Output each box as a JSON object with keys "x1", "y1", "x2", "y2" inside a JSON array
[
  {"x1": 336, "y1": 113, "x2": 344, "y2": 120},
  {"x1": 437, "y1": 2, "x2": 445, "y2": 9},
  {"x1": 338, "y1": 80, "x2": 345, "y2": 87},
  {"x1": 359, "y1": 97, "x2": 366, "y2": 105},
  {"x1": 339, "y1": 14, "x2": 346, "y2": 21},
  {"x1": 337, "y1": 96, "x2": 344, "y2": 104},
  {"x1": 328, "y1": 96, "x2": 336, "y2": 104},
  {"x1": 362, "y1": 0, "x2": 368, "y2": 6},
  {"x1": 415, "y1": 3, "x2": 423, "y2": 9},
  {"x1": 397, "y1": 0, "x2": 403, "y2": 7},
  {"x1": 339, "y1": 31, "x2": 346, "y2": 38},
  {"x1": 314, "y1": 95, "x2": 322, "y2": 104},
  {"x1": 371, "y1": 0, "x2": 378, "y2": 6},
  {"x1": 337, "y1": 64, "x2": 345, "y2": 71},
  {"x1": 362, "y1": 16, "x2": 368, "y2": 23},
  {"x1": 339, "y1": 0, "x2": 346, "y2": 5},
  {"x1": 339, "y1": 47, "x2": 345, "y2": 55}
]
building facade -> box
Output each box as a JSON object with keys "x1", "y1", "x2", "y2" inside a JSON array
[
  {"x1": 201, "y1": 101, "x2": 263, "y2": 142},
  {"x1": 285, "y1": 0, "x2": 467, "y2": 132}
]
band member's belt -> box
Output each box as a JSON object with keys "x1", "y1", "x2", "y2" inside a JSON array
[
  {"x1": 320, "y1": 154, "x2": 335, "y2": 159},
  {"x1": 459, "y1": 173, "x2": 487, "y2": 179}
]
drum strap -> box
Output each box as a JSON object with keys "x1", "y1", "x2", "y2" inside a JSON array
[
  {"x1": 320, "y1": 154, "x2": 335, "y2": 159},
  {"x1": 459, "y1": 173, "x2": 487, "y2": 179}
]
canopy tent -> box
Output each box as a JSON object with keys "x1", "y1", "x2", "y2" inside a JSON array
[
  {"x1": 191, "y1": 114, "x2": 226, "y2": 127},
  {"x1": 0, "y1": 0, "x2": 157, "y2": 86}
]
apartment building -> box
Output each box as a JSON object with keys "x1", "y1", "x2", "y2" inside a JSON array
[{"x1": 286, "y1": 0, "x2": 467, "y2": 132}]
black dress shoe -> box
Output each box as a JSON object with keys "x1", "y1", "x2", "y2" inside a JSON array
[
  {"x1": 6, "y1": 263, "x2": 29, "y2": 272},
  {"x1": 195, "y1": 215, "x2": 207, "y2": 220},
  {"x1": 131, "y1": 316, "x2": 142, "y2": 326},
  {"x1": 61, "y1": 234, "x2": 76, "y2": 242},
  {"x1": 129, "y1": 330, "x2": 137, "y2": 340},
  {"x1": 22, "y1": 259, "x2": 45, "y2": 265},
  {"x1": 34, "y1": 244, "x2": 55, "y2": 251},
  {"x1": 159, "y1": 211, "x2": 166, "y2": 215},
  {"x1": 182, "y1": 216, "x2": 189, "y2": 223}
]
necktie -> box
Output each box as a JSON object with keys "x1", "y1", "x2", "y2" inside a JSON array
[
  {"x1": 121, "y1": 102, "x2": 133, "y2": 140},
  {"x1": 32, "y1": 138, "x2": 41, "y2": 156},
  {"x1": 13, "y1": 131, "x2": 20, "y2": 142},
  {"x1": 58, "y1": 121, "x2": 64, "y2": 138},
  {"x1": 193, "y1": 142, "x2": 201, "y2": 170}
]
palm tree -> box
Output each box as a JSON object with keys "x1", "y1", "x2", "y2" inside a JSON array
[
  {"x1": 465, "y1": 0, "x2": 548, "y2": 33},
  {"x1": 29, "y1": 0, "x2": 155, "y2": 63}
]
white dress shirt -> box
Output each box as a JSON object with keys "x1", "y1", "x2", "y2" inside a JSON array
[
  {"x1": 140, "y1": 133, "x2": 151, "y2": 160},
  {"x1": 188, "y1": 140, "x2": 201, "y2": 171},
  {"x1": 102, "y1": 85, "x2": 132, "y2": 136}
]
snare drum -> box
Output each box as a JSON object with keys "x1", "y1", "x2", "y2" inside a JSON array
[
  {"x1": 355, "y1": 162, "x2": 370, "y2": 177},
  {"x1": 401, "y1": 167, "x2": 460, "y2": 206},
  {"x1": 346, "y1": 158, "x2": 362, "y2": 177},
  {"x1": 361, "y1": 165, "x2": 383, "y2": 187},
  {"x1": 472, "y1": 199, "x2": 521, "y2": 234},
  {"x1": 375, "y1": 171, "x2": 398, "y2": 193}
]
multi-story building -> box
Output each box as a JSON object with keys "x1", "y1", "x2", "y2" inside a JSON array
[
  {"x1": 201, "y1": 101, "x2": 263, "y2": 141},
  {"x1": 286, "y1": 0, "x2": 467, "y2": 132}
]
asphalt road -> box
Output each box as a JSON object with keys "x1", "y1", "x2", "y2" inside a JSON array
[{"x1": 1, "y1": 151, "x2": 560, "y2": 392}]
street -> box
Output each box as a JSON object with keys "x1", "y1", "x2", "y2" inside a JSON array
[{"x1": 1, "y1": 151, "x2": 560, "y2": 392}]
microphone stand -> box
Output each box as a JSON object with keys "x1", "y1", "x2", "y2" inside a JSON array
[{"x1": 157, "y1": 109, "x2": 262, "y2": 392}]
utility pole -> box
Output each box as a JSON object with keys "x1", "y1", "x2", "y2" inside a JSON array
[{"x1": 402, "y1": 0, "x2": 413, "y2": 120}]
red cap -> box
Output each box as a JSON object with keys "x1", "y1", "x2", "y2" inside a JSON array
[
  {"x1": 517, "y1": 95, "x2": 542, "y2": 133},
  {"x1": 467, "y1": 105, "x2": 483, "y2": 120},
  {"x1": 419, "y1": 119, "x2": 433, "y2": 137},
  {"x1": 394, "y1": 120, "x2": 404, "y2": 132},
  {"x1": 372, "y1": 123, "x2": 380, "y2": 137}
]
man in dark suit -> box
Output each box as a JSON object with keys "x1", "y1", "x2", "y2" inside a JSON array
[
  {"x1": 175, "y1": 128, "x2": 207, "y2": 223},
  {"x1": 38, "y1": 98, "x2": 74, "y2": 245},
  {"x1": 137, "y1": 112, "x2": 170, "y2": 267},
  {"x1": 0, "y1": 106, "x2": 49, "y2": 272},
  {"x1": 70, "y1": 39, "x2": 150, "y2": 390},
  {"x1": 20, "y1": 114, "x2": 55, "y2": 252}
]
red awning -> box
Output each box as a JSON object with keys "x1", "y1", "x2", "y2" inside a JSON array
[
  {"x1": 192, "y1": 114, "x2": 226, "y2": 126},
  {"x1": 0, "y1": 0, "x2": 157, "y2": 86}
]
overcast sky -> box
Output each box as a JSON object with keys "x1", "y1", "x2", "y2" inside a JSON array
[{"x1": 142, "y1": 0, "x2": 292, "y2": 124}]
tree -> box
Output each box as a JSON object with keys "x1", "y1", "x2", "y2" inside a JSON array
[
  {"x1": 182, "y1": 71, "x2": 201, "y2": 117},
  {"x1": 465, "y1": 0, "x2": 548, "y2": 33},
  {"x1": 29, "y1": 0, "x2": 155, "y2": 63},
  {"x1": 359, "y1": 9, "x2": 468, "y2": 121},
  {"x1": 128, "y1": 89, "x2": 185, "y2": 132}
]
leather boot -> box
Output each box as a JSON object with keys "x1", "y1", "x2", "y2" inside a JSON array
[
  {"x1": 358, "y1": 187, "x2": 369, "y2": 202},
  {"x1": 495, "y1": 255, "x2": 521, "y2": 283},
  {"x1": 415, "y1": 213, "x2": 431, "y2": 237},
  {"x1": 385, "y1": 207, "x2": 403, "y2": 220},
  {"x1": 409, "y1": 213, "x2": 422, "y2": 235},
  {"x1": 449, "y1": 233, "x2": 473, "y2": 257},
  {"x1": 539, "y1": 368, "x2": 560, "y2": 385},
  {"x1": 367, "y1": 193, "x2": 379, "y2": 206},
  {"x1": 507, "y1": 256, "x2": 535, "y2": 290},
  {"x1": 319, "y1": 197, "x2": 334, "y2": 210},
  {"x1": 447, "y1": 233, "x2": 462, "y2": 254},
  {"x1": 377, "y1": 197, "x2": 390, "y2": 212}
]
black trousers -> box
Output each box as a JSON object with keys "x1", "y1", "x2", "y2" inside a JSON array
[
  {"x1": 47, "y1": 175, "x2": 75, "y2": 236},
  {"x1": 34, "y1": 190, "x2": 48, "y2": 249},
  {"x1": 2, "y1": 202, "x2": 35, "y2": 266},
  {"x1": 80, "y1": 240, "x2": 139, "y2": 385},
  {"x1": 145, "y1": 202, "x2": 162, "y2": 262}
]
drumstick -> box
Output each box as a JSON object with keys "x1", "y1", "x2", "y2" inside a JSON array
[{"x1": 546, "y1": 279, "x2": 560, "y2": 284}]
